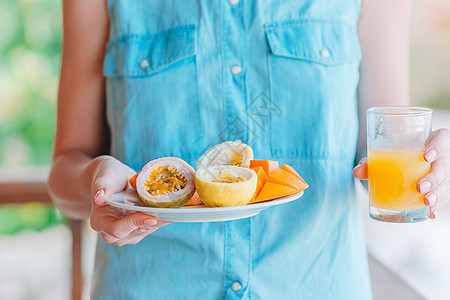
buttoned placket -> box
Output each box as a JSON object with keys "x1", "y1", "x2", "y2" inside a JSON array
[
  {"x1": 219, "y1": 0, "x2": 252, "y2": 299},
  {"x1": 220, "y1": 0, "x2": 248, "y2": 142}
]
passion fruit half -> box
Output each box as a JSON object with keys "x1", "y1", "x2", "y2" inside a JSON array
[
  {"x1": 136, "y1": 157, "x2": 195, "y2": 208},
  {"x1": 195, "y1": 166, "x2": 257, "y2": 207},
  {"x1": 197, "y1": 141, "x2": 254, "y2": 170}
]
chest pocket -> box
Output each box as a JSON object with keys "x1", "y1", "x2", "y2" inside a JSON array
[
  {"x1": 265, "y1": 19, "x2": 361, "y2": 160},
  {"x1": 103, "y1": 25, "x2": 196, "y2": 77},
  {"x1": 103, "y1": 25, "x2": 202, "y2": 169}
]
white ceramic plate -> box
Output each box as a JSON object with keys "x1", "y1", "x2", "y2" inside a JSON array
[{"x1": 107, "y1": 189, "x2": 304, "y2": 223}]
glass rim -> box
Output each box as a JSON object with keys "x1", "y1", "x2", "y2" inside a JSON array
[{"x1": 366, "y1": 106, "x2": 432, "y2": 117}]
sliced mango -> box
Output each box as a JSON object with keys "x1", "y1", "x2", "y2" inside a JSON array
[
  {"x1": 185, "y1": 191, "x2": 204, "y2": 206},
  {"x1": 250, "y1": 166, "x2": 268, "y2": 185},
  {"x1": 254, "y1": 181, "x2": 299, "y2": 203},
  {"x1": 268, "y1": 168, "x2": 308, "y2": 191},
  {"x1": 281, "y1": 164, "x2": 309, "y2": 189},
  {"x1": 249, "y1": 160, "x2": 279, "y2": 176},
  {"x1": 248, "y1": 180, "x2": 264, "y2": 204},
  {"x1": 128, "y1": 172, "x2": 140, "y2": 190}
]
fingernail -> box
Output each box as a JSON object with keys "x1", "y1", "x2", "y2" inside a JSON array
[
  {"x1": 94, "y1": 190, "x2": 105, "y2": 204},
  {"x1": 430, "y1": 211, "x2": 437, "y2": 219},
  {"x1": 426, "y1": 194, "x2": 437, "y2": 206},
  {"x1": 359, "y1": 158, "x2": 367, "y2": 165},
  {"x1": 143, "y1": 218, "x2": 157, "y2": 226},
  {"x1": 420, "y1": 181, "x2": 431, "y2": 193},
  {"x1": 425, "y1": 149, "x2": 437, "y2": 162}
]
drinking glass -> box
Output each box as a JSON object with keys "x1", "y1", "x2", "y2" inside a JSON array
[{"x1": 367, "y1": 106, "x2": 432, "y2": 223}]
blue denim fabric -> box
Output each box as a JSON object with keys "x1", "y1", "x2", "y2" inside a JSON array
[{"x1": 93, "y1": 0, "x2": 372, "y2": 299}]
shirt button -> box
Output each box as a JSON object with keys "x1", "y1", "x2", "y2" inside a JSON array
[
  {"x1": 140, "y1": 59, "x2": 149, "y2": 69},
  {"x1": 231, "y1": 282, "x2": 242, "y2": 291},
  {"x1": 229, "y1": 0, "x2": 239, "y2": 5},
  {"x1": 320, "y1": 48, "x2": 330, "y2": 59},
  {"x1": 231, "y1": 65, "x2": 242, "y2": 75}
]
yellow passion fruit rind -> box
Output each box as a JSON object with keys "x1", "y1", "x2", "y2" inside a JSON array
[
  {"x1": 195, "y1": 166, "x2": 257, "y2": 207},
  {"x1": 197, "y1": 141, "x2": 254, "y2": 170}
]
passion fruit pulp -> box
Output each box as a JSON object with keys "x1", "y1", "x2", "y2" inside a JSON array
[
  {"x1": 136, "y1": 157, "x2": 195, "y2": 208},
  {"x1": 144, "y1": 166, "x2": 187, "y2": 196}
]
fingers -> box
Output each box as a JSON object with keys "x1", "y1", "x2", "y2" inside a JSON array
[
  {"x1": 430, "y1": 210, "x2": 438, "y2": 220},
  {"x1": 88, "y1": 156, "x2": 167, "y2": 246},
  {"x1": 101, "y1": 227, "x2": 157, "y2": 246},
  {"x1": 92, "y1": 176, "x2": 112, "y2": 206},
  {"x1": 112, "y1": 227, "x2": 159, "y2": 246},
  {"x1": 97, "y1": 217, "x2": 170, "y2": 246},
  {"x1": 92, "y1": 212, "x2": 157, "y2": 239},
  {"x1": 425, "y1": 128, "x2": 450, "y2": 163},
  {"x1": 430, "y1": 201, "x2": 446, "y2": 220},
  {"x1": 94, "y1": 189, "x2": 105, "y2": 205},
  {"x1": 90, "y1": 157, "x2": 136, "y2": 206},
  {"x1": 353, "y1": 157, "x2": 368, "y2": 180},
  {"x1": 417, "y1": 156, "x2": 448, "y2": 193},
  {"x1": 101, "y1": 232, "x2": 119, "y2": 244},
  {"x1": 422, "y1": 128, "x2": 450, "y2": 220},
  {"x1": 418, "y1": 152, "x2": 449, "y2": 220},
  {"x1": 91, "y1": 170, "x2": 128, "y2": 206},
  {"x1": 420, "y1": 154, "x2": 449, "y2": 220},
  {"x1": 424, "y1": 177, "x2": 449, "y2": 219}
]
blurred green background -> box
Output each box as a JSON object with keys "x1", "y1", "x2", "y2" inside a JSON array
[
  {"x1": 0, "y1": 0, "x2": 449, "y2": 235},
  {"x1": 0, "y1": 0, "x2": 63, "y2": 234},
  {"x1": 0, "y1": 0, "x2": 61, "y2": 166}
]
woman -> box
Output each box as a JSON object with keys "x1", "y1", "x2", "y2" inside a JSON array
[{"x1": 48, "y1": 0, "x2": 450, "y2": 298}]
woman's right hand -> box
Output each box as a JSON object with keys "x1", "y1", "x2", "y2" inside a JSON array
[
  {"x1": 49, "y1": 0, "x2": 169, "y2": 245},
  {"x1": 89, "y1": 156, "x2": 169, "y2": 246}
]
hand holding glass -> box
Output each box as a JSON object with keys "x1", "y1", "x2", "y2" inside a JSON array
[{"x1": 367, "y1": 107, "x2": 432, "y2": 223}]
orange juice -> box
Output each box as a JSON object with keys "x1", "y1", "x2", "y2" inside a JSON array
[{"x1": 368, "y1": 150, "x2": 430, "y2": 211}]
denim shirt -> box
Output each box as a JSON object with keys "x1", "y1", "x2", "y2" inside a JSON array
[{"x1": 93, "y1": 0, "x2": 372, "y2": 299}]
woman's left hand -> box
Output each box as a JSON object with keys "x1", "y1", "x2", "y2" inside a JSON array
[{"x1": 353, "y1": 128, "x2": 450, "y2": 219}]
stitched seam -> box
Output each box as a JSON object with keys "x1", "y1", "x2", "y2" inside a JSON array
[
  {"x1": 219, "y1": 4, "x2": 227, "y2": 298},
  {"x1": 269, "y1": 155, "x2": 354, "y2": 161},
  {"x1": 268, "y1": 48, "x2": 274, "y2": 157},
  {"x1": 245, "y1": 218, "x2": 253, "y2": 299},
  {"x1": 263, "y1": 18, "x2": 355, "y2": 31},
  {"x1": 222, "y1": 222, "x2": 229, "y2": 299},
  {"x1": 264, "y1": 27, "x2": 360, "y2": 64},
  {"x1": 106, "y1": 24, "x2": 197, "y2": 48},
  {"x1": 193, "y1": 30, "x2": 203, "y2": 152},
  {"x1": 114, "y1": 53, "x2": 196, "y2": 77},
  {"x1": 269, "y1": 55, "x2": 359, "y2": 65}
]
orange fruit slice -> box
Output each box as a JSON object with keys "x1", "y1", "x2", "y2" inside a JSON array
[
  {"x1": 268, "y1": 168, "x2": 308, "y2": 191},
  {"x1": 185, "y1": 191, "x2": 204, "y2": 206},
  {"x1": 249, "y1": 160, "x2": 279, "y2": 176},
  {"x1": 281, "y1": 164, "x2": 309, "y2": 189},
  {"x1": 248, "y1": 179, "x2": 264, "y2": 204},
  {"x1": 254, "y1": 181, "x2": 299, "y2": 202},
  {"x1": 250, "y1": 166, "x2": 268, "y2": 185},
  {"x1": 128, "y1": 172, "x2": 140, "y2": 190}
]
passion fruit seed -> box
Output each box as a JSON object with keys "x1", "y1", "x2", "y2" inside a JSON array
[
  {"x1": 144, "y1": 165, "x2": 187, "y2": 196},
  {"x1": 211, "y1": 171, "x2": 246, "y2": 183}
]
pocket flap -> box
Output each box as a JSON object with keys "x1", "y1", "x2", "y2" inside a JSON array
[
  {"x1": 103, "y1": 24, "x2": 196, "y2": 77},
  {"x1": 264, "y1": 20, "x2": 361, "y2": 65}
]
